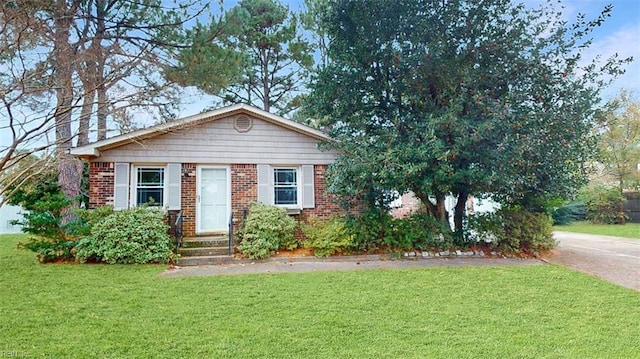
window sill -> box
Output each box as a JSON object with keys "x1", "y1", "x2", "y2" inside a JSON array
[{"x1": 285, "y1": 207, "x2": 301, "y2": 215}]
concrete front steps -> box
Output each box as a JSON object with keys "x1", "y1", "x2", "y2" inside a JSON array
[{"x1": 176, "y1": 235, "x2": 234, "y2": 266}]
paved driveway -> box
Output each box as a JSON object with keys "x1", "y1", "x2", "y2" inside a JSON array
[{"x1": 544, "y1": 231, "x2": 640, "y2": 291}]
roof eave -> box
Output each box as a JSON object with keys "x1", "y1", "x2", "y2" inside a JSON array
[
  {"x1": 69, "y1": 147, "x2": 100, "y2": 158},
  {"x1": 69, "y1": 103, "x2": 332, "y2": 159}
]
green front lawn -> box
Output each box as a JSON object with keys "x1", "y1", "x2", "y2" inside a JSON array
[
  {"x1": 1, "y1": 234, "x2": 638, "y2": 358},
  {"x1": 555, "y1": 221, "x2": 640, "y2": 239}
]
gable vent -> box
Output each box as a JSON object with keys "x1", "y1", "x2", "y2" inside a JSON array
[{"x1": 234, "y1": 115, "x2": 253, "y2": 132}]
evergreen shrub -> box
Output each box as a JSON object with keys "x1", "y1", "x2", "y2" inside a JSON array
[
  {"x1": 579, "y1": 185, "x2": 627, "y2": 224},
  {"x1": 237, "y1": 202, "x2": 297, "y2": 259},
  {"x1": 75, "y1": 206, "x2": 173, "y2": 264},
  {"x1": 302, "y1": 216, "x2": 354, "y2": 257}
]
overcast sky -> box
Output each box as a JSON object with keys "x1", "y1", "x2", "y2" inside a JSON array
[{"x1": 538, "y1": 0, "x2": 639, "y2": 99}]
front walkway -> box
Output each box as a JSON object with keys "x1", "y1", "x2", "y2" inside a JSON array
[{"x1": 160, "y1": 255, "x2": 541, "y2": 277}]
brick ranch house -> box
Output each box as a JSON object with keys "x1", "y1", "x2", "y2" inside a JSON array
[{"x1": 69, "y1": 104, "x2": 343, "y2": 243}]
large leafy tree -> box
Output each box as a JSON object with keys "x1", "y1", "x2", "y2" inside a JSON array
[
  {"x1": 307, "y1": 0, "x2": 631, "y2": 233},
  {"x1": 172, "y1": 0, "x2": 314, "y2": 116},
  {"x1": 597, "y1": 90, "x2": 640, "y2": 193}
]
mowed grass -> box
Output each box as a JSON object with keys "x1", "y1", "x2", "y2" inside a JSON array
[
  {"x1": 555, "y1": 221, "x2": 640, "y2": 239},
  {"x1": 1, "y1": 234, "x2": 639, "y2": 359}
]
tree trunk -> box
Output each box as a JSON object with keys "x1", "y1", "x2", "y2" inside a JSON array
[
  {"x1": 78, "y1": 70, "x2": 96, "y2": 146},
  {"x1": 97, "y1": 67, "x2": 108, "y2": 140},
  {"x1": 414, "y1": 189, "x2": 450, "y2": 231},
  {"x1": 53, "y1": 0, "x2": 82, "y2": 224},
  {"x1": 453, "y1": 191, "x2": 468, "y2": 234},
  {"x1": 95, "y1": 1, "x2": 108, "y2": 140},
  {"x1": 434, "y1": 192, "x2": 448, "y2": 227},
  {"x1": 261, "y1": 49, "x2": 270, "y2": 112}
]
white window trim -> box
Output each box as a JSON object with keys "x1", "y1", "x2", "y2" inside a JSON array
[
  {"x1": 130, "y1": 165, "x2": 167, "y2": 208},
  {"x1": 272, "y1": 166, "x2": 302, "y2": 209}
]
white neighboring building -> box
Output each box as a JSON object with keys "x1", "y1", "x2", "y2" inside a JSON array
[
  {"x1": 391, "y1": 192, "x2": 500, "y2": 227},
  {"x1": 0, "y1": 197, "x2": 24, "y2": 234},
  {"x1": 469, "y1": 196, "x2": 501, "y2": 214}
]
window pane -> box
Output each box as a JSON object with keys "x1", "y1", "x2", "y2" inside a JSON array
[
  {"x1": 138, "y1": 168, "x2": 164, "y2": 186},
  {"x1": 274, "y1": 187, "x2": 297, "y2": 205},
  {"x1": 137, "y1": 188, "x2": 164, "y2": 206},
  {"x1": 273, "y1": 168, "x2": 297, "y2": 205},
  {"x1": 274, "y1": 169, "x2": 296, "y2": 185},
  {"x1": 136, "y1": 168, "x2": 164, "y2": 206}
]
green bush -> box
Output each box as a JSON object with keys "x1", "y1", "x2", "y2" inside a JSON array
[
  {"x1": 12, "y1": 192, "x2": 71, "y2": 242},
  {"x1": 302, "y1": 217, "x2": 354, "y2": 257},
  {"x1": 237, "y1": 202, "x2": 297, "y2": 259},
  {"x1": 346, "y1": 210, "x2": 453, "y2": 252},
  {"x1": 466, "y1": 212, "x2": 504, "y2": 245},
  {"x1": 467, "y1": 208, "x2": 556, "y2": 255},
  {"x1": 12, "y1": 192, "x2": 78, "y2": 263},
  {"x1": 75, "y1": 206, "x2": 173, "y2": 264},
  {"x1": 551, "y1": 201, "x2": 586, "y2": 225},
  {"x1": 18, "y1": 237, "x2": 76, "y2": 263},
  {"x1": 393, "y1": 214, "x2": 454, "y2": 250},
  {"x1": 67, "y1": 205, "x2": 114, "y2": 237},
  {"x1": 500, "y1": 208, "x2": 555, "y2": 254},
  {"x1": 345, "y1": 209, "x2": 395, "y2": 251},
  {"x1": 6, "y1": 162, "x2": 106, "y2": 263},
  {"x1": 578, "y1": 185, "x2": 627, "y2": 224},
  {"x1": 16, "y1": 205, "x2": 116, "y2": 263}
]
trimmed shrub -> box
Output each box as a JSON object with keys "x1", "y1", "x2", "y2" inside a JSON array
[
  {"x1": 302, "y1": 217, "x2": 354, "y2": 257},
  {"x1": 467, "y1": 207, "x2": 556, "y2": 255},
  {"x1": 75, "y1": 206, "x2": 173, "y2": 264},
  {"x1": 466, "y1": 211, "x2": 503, "y2": 245},
  {"x1": 67, "y1": 205, "x2": 114, "y2": 237},
  {"x1": 237, "y1": 202, "x2": 297, "y2": 259},
  {"x1": 500, "y1": 208, "x2": 555, "y2": 254}
]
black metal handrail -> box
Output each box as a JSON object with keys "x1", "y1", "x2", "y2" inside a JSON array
[
  {"x1": 228, "y1": 211, "x2": 233, "y2": 255},
  {"x1": 170, "y1": 210, "x2": 183, "y2": 252}
]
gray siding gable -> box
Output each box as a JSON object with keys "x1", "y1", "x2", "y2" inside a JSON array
[{"x1": 91, "y1": 114, "x2": 336, "y2": 164}]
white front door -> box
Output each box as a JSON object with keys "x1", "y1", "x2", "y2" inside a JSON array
[{"x1": 197, "y1": 167, "x2": 229, "y2": 233}]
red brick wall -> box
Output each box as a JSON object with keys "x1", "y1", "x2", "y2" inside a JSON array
[
  {"x1": 88, "y1": 162, "x2": 114, "y2": 208},
  {"x1": 227, "y1": 164, "x2": 344, "y2": 237},
  {"x1": 390, "y1": 192, "x2": 421, "y2": 218},
  {"x1": 230, "y1": 164, "x2": 258, "y2": 232},
  {"x1": 181, "y1": 163, "x2": 196, "y2": 237},
  {"x1": 87, "y1": 162, "x2": 343, "y2": 238},
  {"x1": 290, "y1": 165, "x2": 346, "y2": 240},
  {"x1": 303, "y1": 165, "x2": 343, "y2": 219}
]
